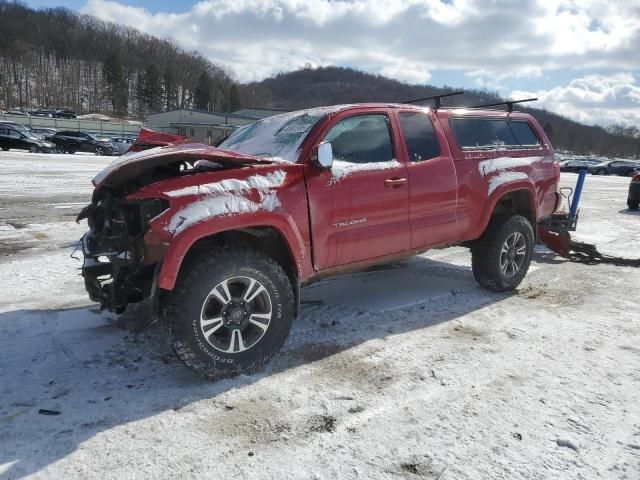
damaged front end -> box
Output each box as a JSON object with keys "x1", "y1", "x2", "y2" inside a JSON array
[
  {"x1": 76, "y1": 143, "x2": 286, "y2": 313},
  {"x1": 77, "y1": 189, "x2": 168, "y2": 313}
]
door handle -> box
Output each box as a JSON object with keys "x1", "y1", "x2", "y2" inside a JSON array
[{"x1": 384, "y1": 177, "x2": 407, "y2": 188}]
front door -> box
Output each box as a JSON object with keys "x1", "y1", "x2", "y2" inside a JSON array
[{"x1": 305, "y1": 111, "x2": 410, "y2": 270}]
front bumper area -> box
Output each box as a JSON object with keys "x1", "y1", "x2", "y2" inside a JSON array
[{"x1": 82, "y1": 250, "x2": 154, "y2": 314}]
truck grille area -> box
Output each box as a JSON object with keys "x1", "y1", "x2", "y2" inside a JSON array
[{"x1": 80, "y1": 190, "x2": 167, "y2": 313}]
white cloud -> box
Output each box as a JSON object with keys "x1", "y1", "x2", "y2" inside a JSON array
[
  {"x1": 82, "y1": 0, "x2": 640, "y2": 80},
  {"x1": 511, "y1": 73, "x2": 640, "y2": 126},
  {"x1": 80, "y1": 0, "x2": 640, "y2": 125}
]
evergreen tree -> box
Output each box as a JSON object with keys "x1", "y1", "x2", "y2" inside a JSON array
[{"x1": 103, "y1": 52, "x2": 128, "y2": 116}]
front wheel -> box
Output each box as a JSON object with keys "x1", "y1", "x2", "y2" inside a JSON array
[
  {"x1": 628, "y1": 196, "x2": 640, "y2": 210},
  {"x1": 162, "y1": 247, "x2": 294, "y2": 379},
  {"x1": 29, "y1": 145, "x2": 38, "y2": 153},
  {"x1": 95, "y1": 147, "x2": 104, "y2": 156},
  {"x1": 597, "y1": 169, "x2": 607, "y2": 175},
  {"x1": 471, "y1": 215, "x2": 534, "y2": 292}
]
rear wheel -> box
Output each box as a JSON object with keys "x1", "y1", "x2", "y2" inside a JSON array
[
  {"x1": 471, "y1": 215, "x2": 534, "y2": 292},
  {"x1": 1, "y1": 146, "x2": 8, "y2": 151},
  {"x1": 597, "y1": 168, "x2": 607, "y2": 175},
  {"x1": 628, "y1": 196, "x2": 639, "y2": 210},
  {"x1": 162, "y1": 246, "x2": 294, "y2": 379},
  {"x1": 95, "y1": 146, "x2": 104, "y2": 156}
]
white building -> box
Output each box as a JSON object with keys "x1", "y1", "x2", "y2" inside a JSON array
[{"x1": 145, "y1": 108, "x2": 287, "y2": 145}]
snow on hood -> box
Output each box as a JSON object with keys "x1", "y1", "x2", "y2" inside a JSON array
[
  {"x1": 165, "y1": 171, "x2": 286, "y2": 197},
  {"x1": 92, "y1": 143, "x2": 277, "y2": 189},
  {"x1": 166, "y1": 171, "x2": 287, "y2": 234}
]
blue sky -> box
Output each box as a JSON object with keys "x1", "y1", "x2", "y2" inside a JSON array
[
  {"x1": 26, "y1": 0, "x2": 182, "y2": 13},
  {"x1": 23, "y1": 0, "x2": 640, "y2": 127}
]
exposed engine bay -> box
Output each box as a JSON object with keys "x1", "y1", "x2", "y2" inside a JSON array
[
  {"x1": 78, "y1": 187, "x2": 168, "y2": 313},
  {"x1": 77, "y1": 160, "x2": 227, "y2": 313}
]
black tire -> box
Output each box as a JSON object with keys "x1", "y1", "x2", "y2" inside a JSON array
[
  {"x1": 95, "y1": 147, "x2": 104, "y2": 156},
  {"x1": 29, "y1": 145, "x2": 38, "y2": 153},
  {"x1": 1, "y1": 146, "x2": 9, "y2": 151},
  {"x1": 162, "y1": 246, "x2": 294, "y2": 379},
  {"x1": 597, "y1": 168, "x2": 607, "y2": 175},
  {"x1": 628, "y1": 196, "x2": 639, "y2": 210},
  {"x1": 471, "y1": 215, "x2": 534, "y2": 292},
  {"x1": 67, "y1": 148, "x2": 75, "y2": 154}
]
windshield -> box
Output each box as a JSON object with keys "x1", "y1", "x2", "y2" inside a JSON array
[
  {"x1": 85, "y1": 133, "x2": 102, "y2": 141},
  {"x1": 218, "y1": 106, "x2": 345, "y2": 162},
  {"x1": 24, "y1": 132, "x2": 41, "y2": 140}
]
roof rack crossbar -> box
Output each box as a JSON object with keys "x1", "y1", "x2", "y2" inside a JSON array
[
  {"x1": 402, "y1": 91, "x2": 464, "y2": 109},
  {"x1": 471, "y1": 97, "x2": 538, "y2": 113}
]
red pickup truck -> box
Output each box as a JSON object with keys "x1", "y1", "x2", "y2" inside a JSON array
[{"x1": 79, "y1": 103, "x2": 560, "y2": 378}]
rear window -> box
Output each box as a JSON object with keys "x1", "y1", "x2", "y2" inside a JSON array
[{"x1": 450, "y1": 118, "x2": 540, "y2": 149}]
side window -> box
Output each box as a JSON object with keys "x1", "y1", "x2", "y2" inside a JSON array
[
  {"x1": 451, "y1": 118, "x2": 543, "y2": 149},
  {"x1": 323, "y1": 114, "x2": 393, "y2": 164},
  {"x1": 510, "y1": 121, "x2": 540, "y2": 146},
  {"x1": 8, "y1": 130, "x2": 21, "y2": 138},
  {"x1": 398, "y1": 112, "x2": 440, "y2": 162}
]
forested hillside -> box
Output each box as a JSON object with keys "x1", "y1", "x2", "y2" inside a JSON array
[
  {"x1": 0, "y1": 1, "x2": 240, "y2": 118},
  {"x1": 1, "y1": 1, "x2": 637, "y2": 158},
  {"x1": 240, "y1": 67, "x2": 640, "y2": 159}
]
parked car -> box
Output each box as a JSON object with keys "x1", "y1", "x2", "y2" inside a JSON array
[
  {"x1": 30, "y1": 127, "x2": 58, "y2": 140},
  {"x1": 628, "y1": 173, "x2": 640, "y2": 210},
  {"x1": 559, "y1": 158, "x2": 600, "y2": 173},
  {"x1": 0, "y1": 126, "x2": 56, "y2": 152},
  {"x1": 78, "y1": 103, "x2": 562, "y2": 379},
  {"x1": 30, "y1": 109, "x2": 55, "y2": 118},
  {"x1": 6, "y1": 109, "x2": 28, "y2": 116},
  {"x1": 51, "y1": 131, "x2": 119, "y2": 155},
  {"x1": 0, "y1": 121, "x2": 32, "y2": 133},
  {"x1": 588, "y1": 160, "x2": 640, "y2": 176},
  {"x1": 109, "y1": 136, "x2": 135, "y2": 155},
  {"x1": 54, "y1": 109, "x2": 77, "y2": 119}
]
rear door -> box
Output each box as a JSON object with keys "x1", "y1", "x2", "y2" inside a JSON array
[
  {"x1": 305, "y1": 110, "x2": 410, "y2": 270},
  {"x1": 75, "y1": 133, "x2": 93, "y2": 152},
  {"x1": 395, "y1": 110, "x2": 459, "y2": 247}
]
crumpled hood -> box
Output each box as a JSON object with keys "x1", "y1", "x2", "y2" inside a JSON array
[{"x1": 92, "y1": 143, "x2": 279, "y2": 189}]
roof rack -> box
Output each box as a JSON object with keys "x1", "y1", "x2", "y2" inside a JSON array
[
  {"x1": 402, "y1": 91, "x2": 464, "y2": 109},
  {"x1": 471, "y1": 97, "x2": 537, "y2": 113}
]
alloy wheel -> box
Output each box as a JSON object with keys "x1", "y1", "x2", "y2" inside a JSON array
[
  {"x1": 199, "y1": 276, "x2": 272, "y2": 353},
  {"x1": 499, "y1": 232, "x2": 527, "y2": 277}
]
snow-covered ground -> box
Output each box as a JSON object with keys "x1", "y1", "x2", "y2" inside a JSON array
[{"x1": 1, "y1": 151, "x2": 639, "y2": 479}]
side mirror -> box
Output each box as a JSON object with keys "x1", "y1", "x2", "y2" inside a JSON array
[{"x1": 315, "y1": 142, "x2": 333, "y2": 169}]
